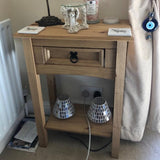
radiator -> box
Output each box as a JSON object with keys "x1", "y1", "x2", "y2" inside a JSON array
[{"x1": 0, "y1": 19, "x2": 24, "y2": 153}]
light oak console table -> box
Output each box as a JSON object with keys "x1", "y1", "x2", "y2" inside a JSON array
[{"x1": 15, "y1": 20, "x2": 133, "y2": 158}]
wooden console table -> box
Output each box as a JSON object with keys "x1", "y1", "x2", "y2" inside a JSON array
[{"x1": 15, "y1": 20, "x2": 133, "y2": 158}]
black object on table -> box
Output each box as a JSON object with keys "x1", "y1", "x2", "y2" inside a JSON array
[
  {"x1": 36, "y1": 16, "x2": 64, "y2": 27},
  {"x1": 36, "y1": 0, "x2": 64, "y2": 27}
]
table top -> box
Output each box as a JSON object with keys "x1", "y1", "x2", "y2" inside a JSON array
[{"x1": 14, "y1": 20, "x2": 133, "y2": 42}]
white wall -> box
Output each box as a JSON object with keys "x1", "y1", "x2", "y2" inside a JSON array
[
  {"x1": 10, "y1": 0, "x2": 129, "y2": 32},
  {"x1": 0, "y1": 0, "x2": 10, "y2": 21},
  {"x1": 10, "y1": 0, "x2": 129, "y2": 110}
]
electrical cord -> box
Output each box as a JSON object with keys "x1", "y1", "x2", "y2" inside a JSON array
[
  {"x1": 83, "y1": 97, "x2": 91, "y2": 160},
  {"x1": 69, "y1": 134, "x2": 112, "y2": 152},
  {"x1": 79, "y1": 90, "x2": 111, "y2": 159}
]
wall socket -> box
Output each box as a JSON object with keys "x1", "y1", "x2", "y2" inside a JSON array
[{"x1": 81, "y1": 86, "x2": 103, "y2": 100}]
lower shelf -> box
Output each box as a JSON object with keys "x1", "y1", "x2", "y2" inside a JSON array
[{"x1": 45, "y1": 104, "x2": 113, "y2": 137}]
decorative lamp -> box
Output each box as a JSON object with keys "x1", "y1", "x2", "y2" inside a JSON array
[
  {"x1": 53, "y1": 95, "x2": 75, "y2": 119},
  {"x1": 87, "y1": 97, "x2": 112, "y2": 123}
]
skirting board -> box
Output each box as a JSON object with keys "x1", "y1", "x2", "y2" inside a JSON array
[{"x1": 0, "y1": 109, "x2": 24, "y2": 154}]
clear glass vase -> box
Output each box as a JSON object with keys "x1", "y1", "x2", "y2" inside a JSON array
[{"x1": 85, "y1": 0, "x2": 100, "y2": 24}]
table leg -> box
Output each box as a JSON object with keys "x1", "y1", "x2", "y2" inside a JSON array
[
  {"x1": 111, "y1": 41, "x2": 128, "y2": 158},
  {"x1": 47, "y1": 75, "x2": 57, "y2": 113},
  {"x1": 22, "y1": 38, "x2": 48, "y2": 147}
]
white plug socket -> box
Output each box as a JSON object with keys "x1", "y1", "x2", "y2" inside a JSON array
[{"x1": 81, "y1": 86, "x2": 103, "y2": 100}]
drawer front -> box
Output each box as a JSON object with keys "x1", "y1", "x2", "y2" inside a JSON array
[
  {"x1": 105, "y1": 48, "x2": 116, "y2": 68},
  {"x1": 34, "y1": 47, "x2": 105, "y2": 68}
]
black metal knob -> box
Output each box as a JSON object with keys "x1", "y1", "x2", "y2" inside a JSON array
[{"x1": 70, "y1": 51, "x2": 78, "y2": 63}]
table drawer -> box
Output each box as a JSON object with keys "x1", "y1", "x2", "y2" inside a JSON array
[
  {"x1": 34, "y1": 47, "x2": 105, "y2": 68},
  {"x1": 105, "y1": 48, "x2": 116, "y2": 68}
]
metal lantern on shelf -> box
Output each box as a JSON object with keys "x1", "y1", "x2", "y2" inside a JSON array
[
  {"x1": 87, "y1": 97, "x2": 112, "y2": 123},
  {"x1": 53, "y1": 95, "x2": 75, "y2": 119}
]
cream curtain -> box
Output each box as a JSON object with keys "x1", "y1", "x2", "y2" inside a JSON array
[
  {"x1": 147, "y1": 0, "x2": 160, "y2": 132},
  {"x1": 121, "y1": 0, "x2": 160, "y2": 141}
]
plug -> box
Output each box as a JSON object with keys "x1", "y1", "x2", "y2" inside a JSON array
[{"x1": 93, "y1": 91, "x2": 102, "y2": 98}]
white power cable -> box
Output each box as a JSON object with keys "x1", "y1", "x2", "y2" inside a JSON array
[
  {"x1": 84, "y1": 101, "x2": 91, "y2": 160},
  {"x1": 82, "y1": 90, "x2": 91, "y2": 160}
]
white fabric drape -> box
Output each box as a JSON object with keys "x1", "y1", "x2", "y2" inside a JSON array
[
  {"x1": 121, "y1": 0, "x2": 160, "y2": 141},
  {"x1": 147, "y1": 0, "x2": 160, "y2": 132}
]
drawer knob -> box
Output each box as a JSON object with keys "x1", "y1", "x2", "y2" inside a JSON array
[{"x1": 70, "y1": 51, "x2": 78, "y2": 63}]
